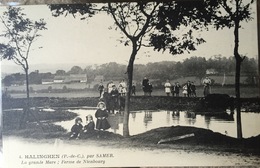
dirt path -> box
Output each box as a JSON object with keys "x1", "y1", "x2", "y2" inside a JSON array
[{"x1": 3, "y1": 136, "x2": 260, "y2": 167}]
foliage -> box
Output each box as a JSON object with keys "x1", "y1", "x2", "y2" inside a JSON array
[
  {"x1": 0, "y1": 7, "x2": 47, "y2": 68},
  {"x1": 68, "y1": 65, "x2": 84, "y2": 74}
]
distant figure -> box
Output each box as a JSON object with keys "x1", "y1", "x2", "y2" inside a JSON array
[
  {"x1": 101, "y1": 88, "x2": 111, "y2": 112},
  {"x1": 191, "y1": 82, "x2": 196, "y2": 97},
  {"x1": 142, "y1": 77, "x2": 149, "y2": 96},
  {"x1": 164, "y1": 80, "x2": 171, "y2": 96},
  {"x1": 107, "y1": 80, "x2": 114, "y2": 93},
  {"x1": 98, "y1": 81, "x2": 104, "y2": 98},
  {"x1": 147, "y1": 82, "x2": 153, "y2": 96},
  {"x1": 131, "y1": 82, "x2": 136, "y2": 96},
  {"x1": 174, "y1": 82, "x2": 181, "y2": 97},
  {"x1": 203, "y1": 76, "x2": 212, "y2": 96},
  {"x1": 118, "y1": 79, "x2": 127, "y2": 96},
  {"x1": 70, "y1": 117, "x2": 83, "y2": 139},
  {"x1": 182, "y1": 84, "x2": 188, "y2": 97},
  {"x1": 187, "y1": 81, "x2": 192, "y2": 97},
  {"x1": 83, "y1": 115, "x2": 95, "y2": 133},
  {"x1": 110, "y1": 85, "x2": 119, "y2": 113},
  {"x1": 95, "y1": 102, "x2": 111, "y2": 130}
]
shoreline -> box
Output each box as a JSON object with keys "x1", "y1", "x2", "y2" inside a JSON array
[{"x1": 2, "y1": 96, "x2": 260, "y2": 112}]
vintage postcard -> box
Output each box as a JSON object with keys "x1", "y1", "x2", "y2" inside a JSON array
[{"x1": 0, "y1": 0, "x2": 259, "y2": 167}]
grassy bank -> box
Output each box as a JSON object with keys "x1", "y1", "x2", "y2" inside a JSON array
[
  {"x1": 3, "y1": 96, "x2": 260, "y2": 112},
  {"x1": 3, "y1": 109, "x2": 77, "y2": 138},
  {"x1": 5, "y1": 85, "x2": 260, "y2": 98}
]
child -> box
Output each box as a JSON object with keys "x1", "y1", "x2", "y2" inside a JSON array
[
  {"x1": 182, "y1": 84, "x2": 188, "y2": 97},
  {"x1": 132, "y1": 83, "x2": 136, "y2": 96},
  {"x1": 83, "y1": 115, "x2": 95, "y2": 133},
  {"x1": 164, "y1": 80, "x2": 171, "y2": 96},
  {"x1": 191, "y1": 82, "x2": 196, "y2": 97},
  {"x1": 95, "y1": 102, "x2": 111, "y2": 130},
  {"x1": 110, "y1": 85, "x2": 119, "y2": 113},
  {"x1": 70, "y1": 117, "x2": 83, "y2": 139}
]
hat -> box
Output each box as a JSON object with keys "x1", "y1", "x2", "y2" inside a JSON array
[
  {"x1": 75, "y1": 117, "x2": 82, "y2": 123},
  {"x1": 97, "y1": 101, "x2": 106, "y2": 109}
]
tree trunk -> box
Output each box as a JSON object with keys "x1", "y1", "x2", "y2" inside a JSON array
[
  {"x1": 234, "y1": 6, "x2": 243, "y2": 138},
  {"x1": 235, "y1": 58, "x2": 242, "y2": 138},
  {"x1": 257, "y1": 0, "x2": 260, "y2": 97},
  {"x1": 19, "y1": 66, "x2": 30, "y2": 129},
  {"x1": 123, "y1": 40, "x2": 137, "y2": 137}
]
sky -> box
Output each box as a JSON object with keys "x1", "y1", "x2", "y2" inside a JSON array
[{"x1": 0, "y1": 2, "x2": 258, "y2": 73}]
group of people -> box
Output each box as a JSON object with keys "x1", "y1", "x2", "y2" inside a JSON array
[
  {"x1": 70, "y1": 101, "x2": 111, "y2": 139},
  {"x1": 164, "y1": 80, "x2": 197, "y2": 97},
  {"x1": 164, "y1": 77, "x2": 212, "y2": 97},
  {"x1": 97, "y1": 76, "x2": 212, "y2": 99},
  {"x1": 98, "y1": 80, "x2": 129, "y2": 113}
]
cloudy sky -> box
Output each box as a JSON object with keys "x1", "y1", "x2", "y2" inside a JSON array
[{"x1": 0, "y1": 2, "x2": 258, "y2": 73}]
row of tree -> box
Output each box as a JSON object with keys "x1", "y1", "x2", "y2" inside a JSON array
[{"x1": 2, "y1": 56, "x2": 257, "y2": 86}]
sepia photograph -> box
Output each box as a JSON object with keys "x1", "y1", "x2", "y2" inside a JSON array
[{"x1": 0, "y1": 0, "x2": 259, "y2": 167}]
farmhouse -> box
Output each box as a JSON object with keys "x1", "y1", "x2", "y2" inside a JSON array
[
  {"x1": 41, "y1": 79, "x2": 54, "y2": 85},
  {"x1": 64, "y1": 74, "x2": 87, "y2": 83},
  {"x1": 53, "y1": 76, "x2": 66, "y2": 83}
]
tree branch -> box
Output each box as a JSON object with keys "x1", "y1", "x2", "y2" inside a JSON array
[
  {"x1": 0, "y1": 16, "x2": 27, "y2": 63},
  {"x1": 108, "y1": 3, "x2": 132, "y2": 40},
  {"x1": 220, "y1": 1, "x2": 235, "y2": 19},
  {"x1": 136, "y1": 2, "x2": 159, "y2": 39}
]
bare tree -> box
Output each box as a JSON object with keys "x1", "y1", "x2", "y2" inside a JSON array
[
  {"x1": 213, "y1": 0, "x2": 255, "y2": 138},
  {"x1": 0, "y1": 6, "x2": 47, "y2": 128}
]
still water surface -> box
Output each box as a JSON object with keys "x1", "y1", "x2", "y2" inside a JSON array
[{"x1": 54, "y1": 109, "x2": 260, "y2": 138}]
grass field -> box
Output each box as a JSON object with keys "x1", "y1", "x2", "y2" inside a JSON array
[{"x1": 5, "y1": 85, "x2": 259, "y2": 98}]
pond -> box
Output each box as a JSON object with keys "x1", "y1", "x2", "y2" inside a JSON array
[{"x1": 54, "y1": 109, "x2": 260, "y2": 138}]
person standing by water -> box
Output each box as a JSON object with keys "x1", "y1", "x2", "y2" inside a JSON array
[
  {"x1": 95, "y1": 102, "x2": 111, "y2": 131},
  {"x1": 98, "y1": 81, "x2": 104, "y2": 98},
  {"x1": 174, "y1": 82, "x2": 181, "y2": 97},
  {"x1": 142, "y1": 77, "x2": 149, "y2": 96},
  {"x1": 118, "y1": 79, "x2": 127, "y2": 96},
  {"x1": 182, "y1": 84, "x2": 188, "y2": 97},
  {"x1": 147, "y1": 82, "x2": 153, "y2": 96},
  {"x1": 187, "y1": 81, "x2": 192, "y2": 97},
  {"x1": 164, "y1": 80, "x2": 171, "y2": 96},
  {"x1": 107, "y1": 80, "x2": 114, "y2": 93},
  {"x1": 191, "y1": 82, "x2": 196, "y2": 97},
  {"x1": 110, "y1": 85, "x2": 119, "y2": 113},
  {"x1": 203, "y1": 76, "x2": 212, "y2": 96},
  {"x1": 132, "y1": 82, "x2": 136, "y2": 96}
]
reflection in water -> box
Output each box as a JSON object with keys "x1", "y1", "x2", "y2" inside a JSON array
[
  {"x1": 143, "y1": 111, "x2": 153, "y2": 127},
  {"x1": 184, "y1": 112, "x2": 195, "y2": 125},
  {"x1": 166, "y1": 111, "x2": 170, "y2": 125},
  {"x1": 54, "y1": 109, "x2": 260, "y2": 138},
  {"x1": 172, "y1": 111, "x2": 180, "y2": 125},
  {"x1": 204, "y1": 112, "x2": 235, "y2": 129},
  {"x1": 205, "y1": 115, "x2": 211, "y2": 129},
  {"x1": 184, "y1": 111, "x2": 196, "y2": 126},
  {"x1": 131, "y1": 112, "x2": 136, "y2": 121},
  {"x1": 107, "y1": 114, "x2": 125, "y2": 134}
]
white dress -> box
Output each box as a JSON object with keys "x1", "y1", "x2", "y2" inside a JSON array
[
  {"x1": 120, "y1": 82, "x2": 127, "y2": 94},
  {"x1": 164, "y1": 82, "x2": 171, "y2": 93}
]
